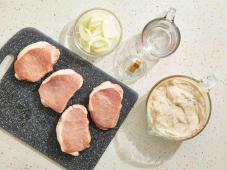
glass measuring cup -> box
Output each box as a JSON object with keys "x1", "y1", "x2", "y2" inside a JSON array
[
  {"x1": 142, "y1": 8, "x2": 180, "y2": 59},
  {"x1": 114, "y1": 8, "x2": 181, "y2": 84},
  {"x1": 146, "y1": 75, "x2": 217, "y2": 141}
]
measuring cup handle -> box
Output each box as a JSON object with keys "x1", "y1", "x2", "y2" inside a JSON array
[
  {"x1": 199, "y1": 74, "x2": 218, "y2": 92},
  {"x1": 165, "y1": 8, "x2": 176, "y2": 22}
]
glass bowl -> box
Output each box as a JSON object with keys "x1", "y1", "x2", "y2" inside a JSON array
[
  {"x1": 73, "y1": 8, "x2": 122, "y2": 58},
  {"x1": 146, "y1": 75, "x2": 213, "y2": 141}
]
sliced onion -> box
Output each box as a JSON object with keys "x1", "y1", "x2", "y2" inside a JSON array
[
  {"x1": 80, "y1": 16, "x2": 91, "y2": 27},
  {"x1": 92, "y1": 45, "x2": 110, "y2": 54},
  {"x1": 79, "y1": 38, "x2": 91, "y2": 53},
  {"x1": 90, "y1": 36, "x2": 110, "y2": 48},
  {"x1": 88, "y1": 16, "x2": 103, "y2": 30},
  {"x1": 91, "y1": 28, "x2": 102, "y2": 37},
  {"x1": 78, "y1": 12, "x2": 120, "y2": 55},
  {"x1": 79, "y1": 24, "x2": 92, "y2": 42}
]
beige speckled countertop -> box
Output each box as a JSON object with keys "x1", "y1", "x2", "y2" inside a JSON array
[{"x1": 0, "y1": 0, "x2": 227, "y2": 170}]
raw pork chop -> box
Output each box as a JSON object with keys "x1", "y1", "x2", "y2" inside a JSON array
[
  {"x1": 14, "y1": 41, "x2": 60, "y2": 82},
  {"x1": 56, "y1": 104, "x2": 91, "y2": 156},
  {"x1": 89, "y1": 81, "x2": 124, "y2": 130},
  {"x1": 38, "y1": 69, "x2": 83, "y2": 113}
]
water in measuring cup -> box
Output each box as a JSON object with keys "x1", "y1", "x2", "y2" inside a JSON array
[{"x1": 143, "y1": 25, "x2": 172, "y2": 57}]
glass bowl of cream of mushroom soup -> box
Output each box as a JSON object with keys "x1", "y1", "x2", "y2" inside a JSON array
[{"x1": 146, "y1": 75, "x2": 217, "y2": 141}]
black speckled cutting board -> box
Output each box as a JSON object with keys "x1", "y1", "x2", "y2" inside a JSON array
[{"x1": 0, "y1": 28, "x2": 138, "y2": 170}]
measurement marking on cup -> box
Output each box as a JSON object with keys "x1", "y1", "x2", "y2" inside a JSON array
[{"x1": 0, "y1": 55, "x2": 14, "y2": 82}]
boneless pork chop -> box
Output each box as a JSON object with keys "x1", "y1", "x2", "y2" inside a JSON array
[
  {"x1": 14, "y1": 41, "x2": 60, "y2": 82},
  {"x1": 89, "y1": 81, "x2": 124, "y2": 130},
  {"x1": 38, "y1": 69, "x2": 83, "y2": 113},
  {"x1": 56, "y1": 104, "x2": 91, "y2": 156}
]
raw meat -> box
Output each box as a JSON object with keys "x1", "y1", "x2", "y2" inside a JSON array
[
  {"x1": 89, "y1": 81, "x2": 123, "y2": 130},
  {"x1": 56, "y1": 104, "x2": 91, "y2": 156},
  {"x1": 38, "y1": 69, "x2": 83, "y2": 113},
  {"x1": 14, "y1": 41, "x2": 60, "y2": 82}
]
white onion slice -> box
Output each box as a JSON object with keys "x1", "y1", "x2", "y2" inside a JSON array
[{"x1": 77, "y1": 12, "x2": 120, "y2": 55}]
